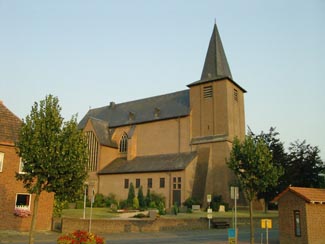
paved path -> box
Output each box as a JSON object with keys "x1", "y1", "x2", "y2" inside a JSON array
[{"x1": 0, "y1": 228, "x2": 279, "y2": 244}]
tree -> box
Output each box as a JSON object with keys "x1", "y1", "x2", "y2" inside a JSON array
[
  {"x1": 227, "y1": 136, "x2": 283, "y2": 244},
  {"x1": 137, "y1": 186, "x2": 146, "y2": 209},
  {"x1": 249, "y1": 127, "x2": 287, "y2": 211},
  {"x1": 127, "y1": 183, "x2": 135, "y2": 208},
  {"x1": 15, "y1": 95, "x2": 88, "y2": 244},
  {"x1": 286, "y1": 140, "x2": 324, "y2": 188}
]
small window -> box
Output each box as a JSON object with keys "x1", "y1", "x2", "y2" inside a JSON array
[
  {"x1": 173, "y1": 177, "x2": 182, "y2": 189},
  {"x1": 136, "y1": 179, "x2": 140, "y2": 188},
  {"x1": 148, "y1": 178, "x2": 152, "y2": 188},
  {"x1": 160, "y1": 178, "x2": 165, "y2": 188},
  {"x1": 119, "y1": 133, "x2": 128, "y2": 153},
  {"x1": 0, "y1": 152, "x2": 4, "y2": 172},
  {"x1": 233, "y1": 89, "x2": 238, "y2": 102},
  {"x1": 203, "y1": 86, "x2": 213, "y2": 98},
  {"x1": 19, "y1": 158, "x2": 26, "y2": 174},
  {"x1": 124, "y1": 179, "x2": 129, "y2": 189},
  {"x1": 15, "y1": 193, "x2": 31, "y2": 210},
  {"x1": 294, "y1": 210, "x2": 301, "y2": 237}
]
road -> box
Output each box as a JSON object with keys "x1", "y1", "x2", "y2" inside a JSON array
[{"x1": 0, "y1": 228, "x2": 279, "y2": 244}]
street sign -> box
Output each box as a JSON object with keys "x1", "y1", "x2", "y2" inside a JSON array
[
  {"x1": 261, "y1": 219, "x2": 272, "y2": 229},
  {"x1": 228, "y1": 228, "x2": 236, "y2": 244},
  {"x1": 207, "y1": 208, "x2": 212, "y2": 219},
  {"x1": 230, "y1": 186, "x2": 239, "y2": 200},
  {"x1": 207, "y1": 194, "x2": 212, "y2": 203}
]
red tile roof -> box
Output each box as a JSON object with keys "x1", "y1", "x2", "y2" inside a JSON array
[
  {"x1": 273, "y1": 187, "x2": 325, "y2": 204},
  {"x1": 0, "y1": 101, "x2": 22, "y2": 144}
]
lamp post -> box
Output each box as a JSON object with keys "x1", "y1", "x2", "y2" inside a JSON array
[{"x1": 83, "y1": 182, "x2": 89, "y2": 219}]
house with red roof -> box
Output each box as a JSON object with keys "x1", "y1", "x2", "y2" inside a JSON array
[
  {"x1": 273, "y1": 186, "x2": 325, "y2": 244},
  {"x1": 0, "y1": 101, "x2": 54, "y2": 231}
]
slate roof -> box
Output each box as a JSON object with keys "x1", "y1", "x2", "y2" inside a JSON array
[
  {"x1": 89, "y1": 118, "x2": 117, "y2": 148},
  {"x1": 0, "y1": 101, "x2": 22, "y2": 144},
  {"x1": 98, "y1": 152, "x2": 197, "y2": 174},
  {"x1": 273, "y1": 187, "x2": 325, "y2": 204},
  {"x1": 187, "y1": 24, "x2": 246, "y2": 93},
  {"x1": 79, "y1": 90, "x2": 190, "y2": 129}
]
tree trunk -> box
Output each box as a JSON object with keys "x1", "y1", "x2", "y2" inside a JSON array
[
  {"x1": 264, "y1": 199, "x2": 269, "y2": 214},
  {"x1": 29, "y1": 193, "x2": 40, "y2": 244},
  {"x1": 249, "y1": 200, "x2": 254, "y2": 244}
]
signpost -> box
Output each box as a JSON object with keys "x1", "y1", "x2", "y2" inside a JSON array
[
  {"x1": 230, "y1": 187, "x2": 239, "y2": 244},
  {"x1": 228, "y1": 228, "x2": 236, "y2": 244},
  {"x1": 207, "y1": 194, "x2": 212, "y2": 229},
  {"x1": 261, "y1": 219, "x2": 272, "y2": 244}
]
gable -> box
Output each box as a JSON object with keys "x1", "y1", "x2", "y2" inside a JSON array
[{"x1": 0, "y1": 101, "x2": 22, "y2": 144}]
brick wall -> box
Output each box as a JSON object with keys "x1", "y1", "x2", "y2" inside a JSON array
[
  {"x1": 61, "y1": 216, "x2": 278, "y2": 234},
  {"x1": 277, "y1": 191, "x2": 325, "y2": 244},
  {"x1": 0, "y1": 143, "x2": 54, "y2": 231},
  {"x1": 305, "y1": 204, "x2": 325, "y2": 244}
]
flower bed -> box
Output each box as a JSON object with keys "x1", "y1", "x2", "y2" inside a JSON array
[{"x1": 57, "y1": 230, "x2": 104, "y2": 244}]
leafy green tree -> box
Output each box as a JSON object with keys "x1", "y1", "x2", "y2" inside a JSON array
[
  {"x1": 127, "y1": 183, "x2": 135, "y2": 207},
  {"x1": 137, "y1": 186, "x2": 146, "y2": 209},
  {"x1": 286, "y1": 140, "x2": 324, "y2": 187},
  {"x1": 227, "y1": 136, "x2": 283, "y2": 244},
  {"x1": 15, "y1": 95, "x2": 88, "y2": 244},
  {"x1": 249, "y1": 127, "x2": 287, "y2": 211}
]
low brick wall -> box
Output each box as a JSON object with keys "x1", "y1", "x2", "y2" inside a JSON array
[
  {"x1": 61, "y1": 217, "x2": 278, "y2": 234},
  {"x1": 62, "y1": 217, "x2": 208, "y2": 234}
]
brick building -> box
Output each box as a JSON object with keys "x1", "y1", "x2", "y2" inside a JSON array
[
  {"x1": 79, "y1": 24, "x2": 246, "y2": 208},
  {"x1": 0, "y1": 101, "x2": 54, "y2": 231},
  {"x1": 273, "y1": 187, "x2": 325, "y2": 244}
]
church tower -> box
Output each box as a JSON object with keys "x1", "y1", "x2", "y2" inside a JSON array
[{"x1": 188, "y1": 24, "x2": 246, "y2": 204}]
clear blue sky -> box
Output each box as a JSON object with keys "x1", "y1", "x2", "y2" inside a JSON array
[{"x1": 1, "y1": 1, "x2": 324, "y2": 160}]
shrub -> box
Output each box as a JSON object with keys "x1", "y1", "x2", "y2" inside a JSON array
[
  {"x1": 57, "y1": 230, "x2": 104, "y2": 244},
  {"x1": 157, "y1": 201, "x2": 166, "y2": 215},
  {"x1": 127, "y1": 183, "x2": 135, "y2": 207},
  {"x1": 210, "y1": 195, "x2": 229, "y2": 211},
  {"x1": 75, "y1": 200, "x2": 84, "y2": 209},
  {"x1": 133, "y1": 213, "x2": 148, "y2": 218},
  {"x1": 93, "y1": 193, "x2": 106, "y2": 208},
  {"x1": 105, "y1": 193, "x2": 118, "y2": 208},
  {"x1": 137, "y1": 186, "x2": 146, "y2": 208},
  {"x1": 183, "y1": 197, "x2": 201, "y2": 209},
  {"x1": 133, "y1": 197, "x2": 140, "y2": 209}
]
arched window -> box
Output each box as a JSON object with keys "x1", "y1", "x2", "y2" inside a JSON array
[{"x1": 119, "y1": 133, "x2": 128, "y2": 153}]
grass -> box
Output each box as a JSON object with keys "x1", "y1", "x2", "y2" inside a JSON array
[
  {"x1": 62, "y1": 208, "x2": 119, "y2": 219},
  {"x1": 62, "y1": 208, "x2": 278, "y2": 219}
]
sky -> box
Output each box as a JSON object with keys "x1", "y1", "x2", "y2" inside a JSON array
[{"x1": 0, "y1": 1, "x2": 324, "y2": 160}]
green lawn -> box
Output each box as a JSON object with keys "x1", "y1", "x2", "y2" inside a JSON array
[
  {"x1": 62, "y1": 208, "x2": 278, "y2": 219},
  {"x1": 62, "y1": 208, "x2": 119, "y2": 219}
]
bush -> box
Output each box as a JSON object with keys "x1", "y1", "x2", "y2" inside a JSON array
[
  {"x1": 93, "y1": 193, "x2": 106, "y2": 208},
  {"x1": 157, "y1": 201, "x2": 166, "y2": 215},
  {"x1": 76, "y1": 200, "x2": 84, "y2": 209},
  {"x1": 183, "y1": 197, "x2": 201, "y2": 209},
  {"x1": 133, "y1": 213, "x2": 148, "y2": 218},
  {"x1": 57, "y1": 230, "x2": 104, "y2": 244},
  {"x1": 133, "y1": 197, "x2": 140, "y2": 209},
  {"x1": 210, "y1": 195, "x2": 229, "y2": 212},
  {"x1": 53, "y1": 199, "x2": 69, "y2": 217},
  {"x1": 137, "y1": 186, "x2": 146, "y2": 209},
  {"x1": 105, "y1": 193, "x2": 118, "y2": 208}
]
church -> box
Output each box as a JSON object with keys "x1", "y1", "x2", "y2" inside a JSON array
[{"x1": 79, "y1": 24, "x2": 246, "y2": 209}]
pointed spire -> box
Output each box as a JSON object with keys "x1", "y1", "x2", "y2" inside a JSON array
[{"x1": 200, "y1": 23, "x2": 232, "y2": 81}]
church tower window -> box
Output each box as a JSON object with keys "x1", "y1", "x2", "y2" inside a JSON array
[{"x1": 203, "y1": 86, "x2": 213, "y2": 98}]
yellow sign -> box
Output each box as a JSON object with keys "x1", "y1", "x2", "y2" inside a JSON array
[
  {"x1": 207, "y1": 194, "x2": 212, "y2": 203},
  {"x1": 228, "y1": 237, "x2": 236, "y2": 244},
  {"x1": 261, "y1": 219, "x2": 272, "y2": 229}
]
